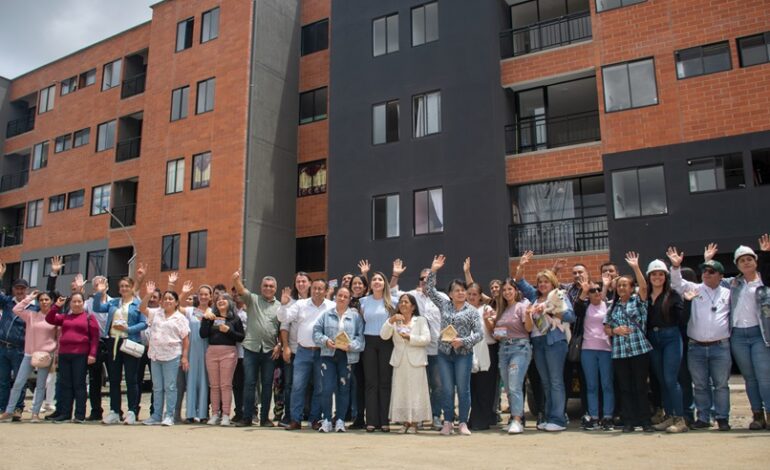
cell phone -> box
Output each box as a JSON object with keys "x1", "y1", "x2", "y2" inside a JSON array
[{"x1": 329, "y1": 279, "x2": 338, "y2": 288}]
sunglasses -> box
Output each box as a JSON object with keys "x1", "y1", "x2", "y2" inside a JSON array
[
  {"x1": 702, "y1": 268, "x2": 717, "y2": 275},
  {"x1": 419, "y1": 277, "x2": 427, "y2": 282},
  {"x1": 588, "y1": 288, "x2": 601, "y2": 294}
]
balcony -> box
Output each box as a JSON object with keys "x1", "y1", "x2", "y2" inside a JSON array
[
  {"x1": 0, "y1": 225, "x2": 23, "y2": 248},
  {"x1": 116, "y1": 112, "x2": 143, "y2": 162},
  {"x1": 5, "y1": 113, "x2": 35, "y2": 138},
  {"x1": 508, "y1": 215, "x2": 608, "y2": 257},
  {"x1": 500, "y1": 11, "x2": 591, "y2": 59},
  {"x1": 505, "y1": 110, "x2": 600, "y2": 154},
  {"x1": 121, "y1": 73, "x2": 146, "y2": 99},
  {"x1": 116, "y1": 136, "x2": 141, "y2": 162},
  {"x1": 109, "y1": 203, "x2": 136, "y2": 228},
  {"x1": 0, "y1": 170, "x2": 29, "y2": 193}
]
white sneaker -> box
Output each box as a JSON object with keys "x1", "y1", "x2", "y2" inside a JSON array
[
  {"x1": 508, "y1": 420, "x2": 524, "y2": 434},
  {"x1": 123, "y1": 411, "x2": 136, "y2": 425},
  {"x1": 318, "y1": 419, "x2": 332, "y2": 433},
  {"x1": 334, "y1": 419, "x2": 346, "y2": 433},
  {"x1": 432, "y1": 417, "x2": 442, "y2": 430},
  {"x1": 220, "y1": 415, "x2": 231, "y2": 427},
  {"x1": 102, "y1": 411, "x2": 120, "y2": 425},
  {"x1": 143, "y1": 417, "x2": 161, "y2": 426},
  {"x1": 440, "y1": 421, "x2": 454, "y2": 435},
  {"x1": 544, "y1": 423, "x2": 566, "y2": 432},
  {"x1": 458, "y1": 423, "x2": 472, "y2": 436},
  {"x1": 161, "y1": 417, "x2": 174, "y2": 426},
  {"x1": 536, "y1": 422, "x2": 546, "y2": 430},
  {"x1": 207, "y1": 415, "x2": 221, "y2": 426}
]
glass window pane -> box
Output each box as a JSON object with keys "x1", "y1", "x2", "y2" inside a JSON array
[
  {"x1": 373, "y1": 18, "x2": 386, "y2": 56},
  {"x1": 193, "y1": 152, "x2": 211, "y2": 189},
  {"x1": 171, "y1": 89, "x2": 181, "y2": 120},
  {"x1": 428, "y1": 188, "x2": 444, "y2": 232},
  {"x1": 639, "y1": 166, "x2": 667, "y2": 216},
  {"x1": 300, "y1": 91, "x2": 315, "y2": 124},
  {"x1": 210, "y1": 8, "x2": 220, "y2": 39},
  {"x1": 425, "y1": 2, "x2": 439, "y2": 43},
  {"x1": 387, "y1": 15, "x2": 399, "y2": 53},
  {"x1": 314, "y1": 87, "x2": 327, "y2": 120},
  {"x1": 612, "y1": 169, "x2": 640, "y2": 218},
  {"x1": 386, "y1": 195, "x2": 399, "y2": 237},
  {"x1": 603, "y1": 64, "x2": 631, "y2": 112},
  {"x1": 739, "y1": 35, "x2": 769, "y2": 67},
  {"x1": 412, "y1": 7, "x2": 425, "y2": 46},
  {"x1": 426, "y1": 92, "x2": 440, "y2": 134},
  {"x1": 676, "y1": 48, "x2": 703, "y2": 78},
  {"x1": 373, "y1": 104, "x2": 386, "y2": 144},
  {"x1": 702, "y1": 43, "x2": 731, "y2": 74},
  {"x1": 386, "y1": 101, "x2": 399, "y2": 142},
  {"x1": 415, "y1": 190, "x2": 428, "y2": 234},
  {"x1": 628, "y1": 59, "x2": 657, "y2": 107}
]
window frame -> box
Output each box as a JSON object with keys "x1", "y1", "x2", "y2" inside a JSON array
[
  {"x1": 79, "y1": 69, "x2": 96, "y2": 89},
  {"x1": 49, "y1": 194, "x2": 66, "y2": 213},
  {"x1": 161, "y1": 234, "x2": 181, "y2": 272},
  {"x1": 737, "y1": 31, "x2": 770, "y2": 68},
  {"x1": 610, "y1": 165, "x2": 668, "y2": 220},
  {"x1": 166, "y1": 158, "x2": 185, "y2": 195},
  {"x1": 60, "y1": 76, "x2": 77, "y2": 96},
  {"x1": 20, "y1": 260, "x2": 39, "y2": 287},
  {"x1": 372, "y1": 99, "x2": 400, "y2": 145},
  {"x1": 96, "y1": 120, "x2": 116, "y2": 152},
  {"x1": 187, "y1": 230, "x2": 208, "y2": 269},
  {"x1": 413, "y1": 187, "x2": 444, "y2": 236},
  {"x1": 412, "y1": 90, "x2": 442, "y2": 138},
  {"x1": 686, "y1": 153, "x2": 745, "y2": 194},
  {"x1": 297, "y1": 159, "x2": 327, "y2": 197},
  {"x1": 90, "y1": 183, "x2": 111, "y2": 216},
  {"x1": 86, "y1": 250, "x2": 106, "y2": 279},
  {"x1": 32, "y1": 141, "x2": 49, "y2": 170},
  {"x1": 301, "y1": 18, "x2": 329, "y2": 56},
  {"x1": 101, "y1": 59, "x2": 122, "y2": 91},
  {"x1": 373, "y1": 13, "x2": 399, "y2": 57},
  {"x1": 38, "y1": 85, "x2": 55, "y2": 114},
  {"x1": 26, "y1": 199, "x2": 43, "y2": 228},
  {"x1": 196, "y1": 77, "x2": 216, "y2": 115},
  {"x1": 601, "y1": 57, "x2": 658, "y2": 113},
  {"x1": 176, "y1": 17, "x2": 194, "y2": 52},
  {"x1": 191, "y1": 151, "x2": 211, "y2": 190},
  {"x1": 298, "y1": 87, "x2": 328, "y2": 125},
  {"x1": 73, "y1": 128, "x2": 90, "y2": 148},
  {"x1": 201, "y1": 7, "x2": 220, "y2": 44},
  {"x1": 595, "y1": 0, "x2": 647, "y2": 13},
  {"x1": 54, "y1": 134, "x2": 72, "y2": 153},
  {"x1": 170, "y1": 85, "x2": 190, "y2": 121},
  {"x1": 411, "y1": 1, "x2": 439, "y2": 47},
  {"x1": 372, "y1": 193, "x2": 400, "y2": 240},
  {"x1": 67, "y1": 189, "x2": 85, "y2": 209},
  {"x1": 674, "y1": 41, "x2": 732, "y2": 80}
]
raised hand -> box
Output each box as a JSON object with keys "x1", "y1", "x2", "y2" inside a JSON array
[
  {"x1": 430, "y1": 254, "x2": 446, "y2": 273},
  {"x1": 601, "y1": 272, "x2": 612, "y2": 288},
  {"x1": 232, "y1": 270, "x2": 241, "y2": 281},
  {"x1": 683, "y1": 290, "x2": 699, "y2": 302},
  {"x1": 703, "y1": 243, "x2": 718, "y2": 262},
  {"x1": 167, "y1": 271, "x2": 179, "y2": 285},
  {"x1": 74, "y1": 273, "x2": 85, "y2": 290},
  {"x1": 93, "y1": 277, "x2": 108, "y2": 293},
  {"x1": 51, "y1": 255, "x2": 64, "y2": 275},
  {"x1": 145, "y1": 280, "x2": 156, "y2": 296},
  {"x1": 551, "y1": 258, "x2": 567, "y2": 273},
  {"x1": 666, "y1": 247, "x2": 684, "y2": 267},
  {"x1": 580, "y1": 280, "x2": 591, "y2": 294},
  {"x1": 358, "y1": 259, "x2": 371, "y2": 276},
  {"x1": 463, "y1": 257, "x2": 471, "y2": 274},
  {"x1": 56, "y1": 296, "x2": 67, "y2": 307},
  {"x1": 280, "y1": 286, "x2": 292, "y2": 305},
  {"x1": 26, "y1": 290, "x2": 39, "y2": 301},
  {"x1": 625, "y1": 251, "x2": 640, "y2": 269},
  {"x1": 759, "y1": 234, "x2": 770, "y2": 252},
  {"x1": 392, "y1": 259, "x2": 406, "y2": 277},
  {"x1": 181, "y1": 280, "x2": 194, "y2": 296}
]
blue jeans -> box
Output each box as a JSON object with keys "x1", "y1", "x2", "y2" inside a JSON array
[
  {"x1": 106, "y1": 339, "x2": 140, "y2": 415},
  {"x1": 498, "y1": 340, "x2": 532, "y2": 418},
  {"x1": 243, "y1": 348, "x2": 276, "y2": 423},
  {"x1": 427, "y1": 355, "x2": 442, "y2": 419},
  {"x1": 731, "y1": 326, "x2": 770, "y2": 412},
  {"x1": 0, "y1": 346, "x2": 24, "y2": 411},
  {"x1": 320, "y1": 350, "x2": 351, "y2": 422},
  {"x1": 580, "y1": 349, "x2": 614, "y2": 418},
  {"x1": 648, "y1": 327, "x2": 684, "y2": 416},
  {"x1": 150, "y1": 356, "x2": 180, "y2": 421},
  {"x1": 436, "y1": 351, "x2": 472, "y2": 423},
  {"x1": 532, "y1": 336, "x2": 568, "y2": 426},
  {"x1": 5, "y1": 354, "x2": 50, "y2": 414},
  {"x1": 688, "y1": 340, "x2": 731, "y2": 421},
  {"x1": 290, "y1": 347, "x2": 322, "y2": 423}
]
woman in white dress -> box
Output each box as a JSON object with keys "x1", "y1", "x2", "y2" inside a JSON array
[{"x1": 380, "y1": 293, "x2": 431, "y2": 433}]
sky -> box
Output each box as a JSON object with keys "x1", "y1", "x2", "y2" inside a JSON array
[{"x1": 0, "y1": 0, "x2": 157, "y2": 79}]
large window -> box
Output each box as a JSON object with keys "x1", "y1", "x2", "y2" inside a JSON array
[
  {"x1": 102, "y1": 59, "x2": 122, "y2": 91},
  {"x1": 91, "y1": 184, "x2": 111, "y2": 216},
  {"x1": 298, "y1": 160, "x2": 327, "y2": 197},
  {"x1": 299, "y1": 87, "x2": 327, "y2": 124},
  {"x1": 373, "y1": 100, "x2": 399, "y2": 145},
  {"x1": 611, "y1": 166, "x2": 667, "y2": 219},
  {"x1": 596, "y1": 0, "x2": 646, "y2": 13},
  {"x1": 413, "y1": 91, "x2": 441, "y2": 138},
  {"x1": 26, "y1": 200, "x2": 43, "y2": 228},
  {"x1": 61, "y1": 76, "x2": 77, "y2": 96},
  {"x1": 602, "y1": 58, "x2": 658, "y2": 112},
  {"x1": 187, "y1": 230, "x2": 208, "y2": 269},
  {"x1": 196, "y1": 78, "x2": 216, "y2": 114},
  {"x1": 44, "y1": 254, "x2": 79, "y2": 275},
  {"x1": 301, "y1": 19, "x2": 329, "y2": 56},
  {"x1": 192, "y1": 152, "x2": 211, "y2": 190},
  {"x1": 79, "y1": 69, "x2": 96, "y2": 88},
  {"x1": 171, "y1": 86, "x2": 189, "y2": 121},
  {"x1": 411, "y1": 2, "x2": 439, "y2": 47},
  {"x1": 96, "y1": 120, "x2": 116, "y2": 151},
  {"x1": 738, "y1": 32, "x2": 770, "y2": 68},
  {"x1": 67, "y1": 189, "x2": 85, "y2": 209},
  {"x1": 161, "y1": 234, "x2": 181, "y2": 271},
  {"x1": 54, "y1": 134, "x2": 72, "y2": 153},
  {"x1": 372, "y1": 194, "x2": 400, "y2": 239},
  {"x1": 86, "y1": 250, "x2": 106, "y2": 279},
  {"x1": 296, "y1": 235, "x2": 325, "y2": 272},
  {"x1": 21, "y1": 260, "x2": 39, "y2": 287},
  {"x1": 38, "y1": 85, "x2": 55, "y2": 114},
  {"x1": 752, "y1": 148, "x2": 770, "y2": 186},
  {"x1": 32, "y1": 141, "x2": 48, "y2": 170},
  {"x1": 373, "y1": 14, "x2": 399, "y2": 56},
  {"x1": 688, "y1": 154, "x2": 745, "y2": 193},
  {"x1": 73, "y1": 128, "x2": 90, "y2": 148},
  {"x1": 675, "y1": 42, "x2": 731, "y2": 79},
  {"x1": 414, "y1": 187, "x2": 443, "y2": 235},
  {"x1": 49, "y1": 194, "x2": 66, "y2": 213},
  {"x1": 176, "y1": 17, "x2": 194, "y2": 51},
  {"x1": 201, "y1": 7, "x2": 220, "y2": 43},
  {"x1": 166, "y1": 158, "x2": 185, "y2": 195}
]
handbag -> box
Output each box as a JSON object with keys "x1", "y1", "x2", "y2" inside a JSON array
[
  {"x1": 119, "y1": 339, "x2": 146, "y2": 358},
  {"x1": 31, "y1": 351, "x2": 53, "y2": 368},
  {"x1": 567, "y1": 331, "x2": 583, "y2": 363}
]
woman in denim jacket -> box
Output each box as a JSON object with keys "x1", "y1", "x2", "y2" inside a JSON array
[{"x1": 313, "y1": 286, "x2": 364, "y2": 433}]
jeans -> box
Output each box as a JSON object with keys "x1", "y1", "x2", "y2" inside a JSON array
[
  {"x1": 5, "y1": 354, "x2": 50, "y2": 414},
  {"x1": 320, "y1": 350, "x2": 351, "y2": 422},
  {"x1": 731, "y1": 326, "x2": 770, "y2": 412},
  {"x1": 280, "y1": 354, "x2": 294, "y2": 424},
  {"x1": 580, "y1": 349, "x2": 614, "y2": 419},
  {"x1": 290, "y1": 347, "x2": 322, "y2": 423},
  {"x1": 233, "y1": 358, "x2": 244, "y2": 419},
  {"x1": 58, "y1": 353, "x2": 88, "y2": 419},
  {"x1": 150, "y1": 356, "x2": 180, "y2": 421},
  {"x1": 498, "y1": 340, "x2": 532, "y2": 419},
  {"x1": 362, "y1": 335, "x2": 393, "y2": 428},
  {"x1": 427, "y1": 355, "x2": 442, "y2": 419},
  {"x1": 436, "y1": 351, "x2": 473, "y2": 423},
  {"x1": 648, "y1": 327, "x2": 684, "y2": 416},
  {"x1": 243, "y1": 348, "x2": 276, "y2": 423},
  {"x1": 688, "y1": 340, "x2": 731, "y2": 421},
  {"x1": 531, "y1": 336, "x2": 568, "y2": 426},
  {"x1": 0, "y1": 346, "x2": 24, "y2": 411},
  {"x1": 106, "y1": 338, "x2": 140, "y2": 415}
]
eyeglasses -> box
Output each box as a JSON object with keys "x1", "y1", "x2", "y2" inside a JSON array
[
  {"x1": 702, "y1": 268, "x2": 717, "y2": 275},
  {"x1": 588, "y1": 288, "x2": 601, "y2": 294}
]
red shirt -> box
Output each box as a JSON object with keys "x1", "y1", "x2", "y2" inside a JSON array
[{"x1": 45, "y1": 305, "x2": 99, "y2": 357}]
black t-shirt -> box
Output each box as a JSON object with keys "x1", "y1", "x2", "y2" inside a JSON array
[{"x1": 647, "y1": 290, "x2": 684, "y2": 329}]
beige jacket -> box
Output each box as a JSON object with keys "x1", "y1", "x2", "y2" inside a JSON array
[{"x1": 380, "y1": 315, "x2": 430, "y2": 367}]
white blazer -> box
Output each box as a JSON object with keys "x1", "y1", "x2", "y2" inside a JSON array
[{"x1": 380, "y1": 315, "x2": 430, "y2": 368}]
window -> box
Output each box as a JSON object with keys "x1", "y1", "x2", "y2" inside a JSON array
[
  {"x1": 44, "y1": 254, "x2": 79, "y2": 275},
  {"x1": 21, "y1": 260, "x2": 39, "y2": 287},
  {"x1": 49, "y1": 194, "x2": 66, "y2": 213},
  {"x1": 170, "y1": 85, "x2": 189, "y2": 121},
  {"x1": 596, "y1": 0, "x2": 646, "y2": 12},
  {"x1": 32, "y1": 141, "x2": 49, "y2": 170},
  {"x1": 73, "y1": 128, "x2": 90, "y2": 148},
  {"x1": 201, "y1": 7, "x2": 220, "y2": 43},
  {"x1": 414, "y1": 187, "x2": 443, "y2": 235},
  {"x1": 301, "y1": 19, "x2": 328, "y2": 55},
  {"x1": 91, "y1": 184, "x2": 111, "y2": 215},
  {"x1": 96, "y1": 120, "x2": 116, "y2": 151},
  {"x1": 102, "y1": 59, "x2": 122, "y2": 91},
  {"x1": 413, "y1": 91, "x2": 441, "y2": 137},
  {"x1": 411, "y1": 2, "x2": 439, "y2": 47},
  {"x1": 602, "y1": 58, "x2": 658, "y2": 112},
  {"x1": 161, "y1": 234, "x2": 181, "y2": 271},
  {"x1": 372, "y1": 194, "x2": 400, "y2": 239},
  {"x1": 176, "y1": 17, "x2": 194, "y2": 51},
  {"x1": 298, "y1": 160, "x2": 326, "y2": 196},
  {"x1": 299, "y1": 87, "x2": 327, "y2": 124},
  {"x1": 192, "y1": 152, "x2": 211, "y2": 189},
  {"x1": 738, "y1": 32, "x2": 770, "y2": 68},
  {"x1": 61, "y1": 76, "x2": 77, "y2": 95},
  {"x1": 675, "y1": 42, "x2": 731, "y2": 79},
  {"x1": 78, "y1": 69, "x2": 96, "y2": 88},
  {"x1": 687, "y1": 154, "x2": 745, "y2": 193},
  {"x1": 38, "y1": 85, "x2": 55, "y2": 114},
  {"x1": 611, "y1": 166, "x2": 667, "y2": 219},
  {"x1": 296, "y1": 235, "x2": 325, "y2": 272},
  {"x1": 166, "y1": 158, "x2": 185, "y2": 194},
  {"x1": 196, "y1": 78, "x2": 215, "y2": 114},
  {"x1": 54, "y1": 134, "x2": 72, "y2": 153},
  {"x1": 26, "y1": 200, "x2": 43, "y2": 227},
  {"x1": 373, "y1": 14, "x2": 399, "y2": 56},
  {"x1": 373, "y1": 100, "x2": 399, "y2": 144},
  {"x1": 752, "y1": 148, "x2": 770, "y2": 186},
  {"x1": 67, "y1": 189, "x2": 85, "y2": 209},
  {"x1": 86, "y1": 251, "x2": 106, "y2": 279},
  {"x1": 187, "y1": 230, "x2": 208, "y2": 269}
]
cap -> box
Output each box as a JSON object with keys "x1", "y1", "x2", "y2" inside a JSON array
[
  {"x1": 646, "y1": 259, "x2": 669, "y2": 275},
  {"x1": 12, "y1": 279, "x2": 29, "y2": 288},
  {"x1": 734, "y1": 245, "x2": 757, "y2": 264},
  {"x1": 698, "y1": 259, "x2": 725, "y2": 274}
]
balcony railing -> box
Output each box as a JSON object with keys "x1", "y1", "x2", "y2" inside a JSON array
[
  {"x1": 110, "y1": 203, "x2": 136, "y2": 228},
  {"x1": 508, "y1": 215, "x2": 608, "y2": 257},
  {"x1": 5, "y1": 113, "x2": 35, "y2": 138},
  {"x1": 505, "y1": 110, "x2": 600, "y2": 154},
  {"x1": 116, "y1": 136, "x2": 141, "y2": 162},
  {"x1": 500, "y1": 11, "x2": 592, "y2": 59},
  {"x1": 0, "y1": 170, "x2": 29, "y2": 193},
  {"x1": 0, "y1": 225, "x2": 23, "y2": 248},
  {"x1": 121, "y1": 73, "x2": 146, "y2": 99}
]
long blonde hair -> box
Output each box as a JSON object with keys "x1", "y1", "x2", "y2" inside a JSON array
[{"x1": 371, "y1": 271, "x2": 395, "y2": 315}]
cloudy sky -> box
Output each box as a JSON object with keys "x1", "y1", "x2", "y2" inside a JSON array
[{"x1": 0, "y1": 0, "x2": 157, "y2": 78}]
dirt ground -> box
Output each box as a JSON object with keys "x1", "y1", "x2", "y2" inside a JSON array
[{"x1": 1, "y1": 376, "x2": 767, "y2": 470}]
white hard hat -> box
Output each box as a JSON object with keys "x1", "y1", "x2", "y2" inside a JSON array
[
  {"x1": 646, "y1": 259, "x2": 669, "y2": 275},
  {"x1": 734, "y1": 245, "x2": 757, "y2": 264}
]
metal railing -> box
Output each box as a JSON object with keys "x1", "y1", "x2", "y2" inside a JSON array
[
  {"x1": 500, "y1": 11, "x2": 592, "y2": 59},
  {"x1": 0, "y1": 170, "x2": 29, "y2": 192},
  {"x1": 508, "y1": 215, "x2": 608, "y2": 257},
  {"x1": 121, "y1": 73, "x2": 146, "y2": 99},
  {"x1": 5, "y1": 113, "x2": 35, "y2": 138},
  {"x1": 505, "y1": 110, "x2": 600, "y2": 154},
  {"x1": 110, "y1": 203, "x2": 136, "y2": 228},
  {"x1": 116, "y1": 136, "x2": 141, "y2": 162},
  {"x1": 0, "y1": 225, "x2": 23, "y2": 248}
]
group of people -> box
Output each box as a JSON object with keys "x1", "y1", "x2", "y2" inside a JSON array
[{"x1": 0, "y1": 233, "x2": 767, "y2": 436}]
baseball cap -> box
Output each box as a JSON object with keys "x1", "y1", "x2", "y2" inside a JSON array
[
  {"x1": 12, "y1": 279, "x2": 29, "y2": 288},
  {"x1": 698, "y1": 260, "x2": 725, "y2": 274}
]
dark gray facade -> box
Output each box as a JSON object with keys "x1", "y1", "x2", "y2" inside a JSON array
[{"x1": 328, "y1": 0, "x2": 510, "y2": 287}]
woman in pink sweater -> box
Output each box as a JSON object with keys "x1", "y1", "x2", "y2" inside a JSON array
[{"x1": 0, "y1": 291, "x2": 58, "y2": 423}]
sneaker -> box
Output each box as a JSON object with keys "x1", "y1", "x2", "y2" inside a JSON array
[
  {"x1": 161, "y1": 417, "x2": 175, "y2": 427},
  {"x1": 12, "y1": 409, "x2": 22, "y2": 422},
  {"x1": 334, "y1": 419, "x2": 346, "y2": 433},
  {"x1": 30, "y1": 414, "x2": 42, "y2": 423},
  {"x1": 536, "y1": 422, "x2": 547, "y2": 431},
  {"x1": 220, "y1": 416, "x2": 231, "y2": 427},
  {"x1": 123, "y1": 411, "x2": 136, "y2": 425},
  {"x1": 544, "y1": 423, "x2": 566, "y2": 432},
  {"x1": 650, "y1": 408, "x2": 665, "y2": 425},
  {"x1": 716, "y1": 419, "x2": 731, "y2": 431},
  {"x1": 432, "y1": 417, "x2": 442, "y2": 430},
  {"x1": 41, "y1": 404, "x2": 55, "y2": 413},
  {"x1": 207, "y1": 415, "x2": 221, "y2": 426},
  {"x1": 440, "y1": 421, "x2": 454, "y2": 435},
  {"x1": 52, "y1": 415, "x2": 70, "y2": 423},
  {"x1": 102, "y1": 411, "x2": 121, "y2": 425},
  {"x1": 0, "y1": 412, "x2": 12, "y2": 423},
  {"x1": 143, "y1": 417, "x2": 161, "y2": 425},
  {"x1": 666, "y1": 416, "x2": 689, "y2": 433},
  {"x1": 72, "y1": 417, "x2": 86, "y2": 424},
  {"x1": 318, "y1": 419, "x2": 332, "y2": 433},
  {"x1": 86, "y1": 413, "x2": 103, "y2": 422},
  {"x1": 459, "y1": 423, "x2": 472, "y2": 436},
  {"x1": 507, "y1": 420, "x2": 523, "y2": 434},
  {"x1": 45, "y1": 412, "x2": 61, "y2": 421},
  {"x1": 234, "y1": 418, "x2": 254, "y2": 427},
  {"x1": 600, "y1": 418, "x2": 615, "y2": 431},
  {"x1": 583, "y1": 419, "x2": 600, "y2": 431},
  {"x1": 642, "y1": 424, "x2": 655, "y2": 432},
  {"x1": 690, "y1": 420, "x2": 711, "y2": 430},
  {"x1": 653, "y1": 416, "x2": 674, "y2": 431}
]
